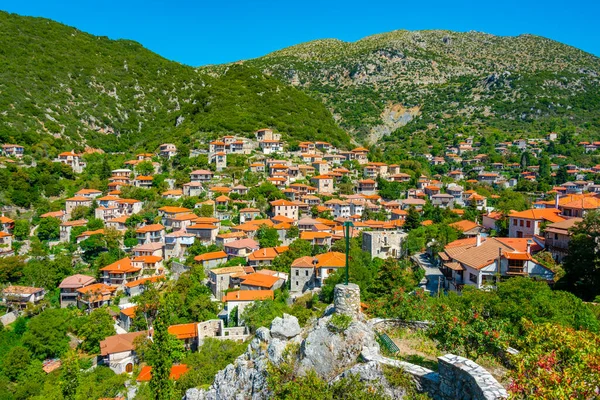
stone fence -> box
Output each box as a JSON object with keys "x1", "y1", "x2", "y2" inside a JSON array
[
  {"x1": 369, "y1": 318, "x2": 432, "y2": 331},
  {"x1": 361, "y1": 346, "x2": 508, "y2": 400}
]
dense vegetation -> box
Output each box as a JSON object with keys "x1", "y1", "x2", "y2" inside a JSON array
[
  {"x1": 244, "y1": 30, "x2": 600, "y2": 144},
  {"x1": 0, "y1": 11, "x2": 350, "y2": 156}
]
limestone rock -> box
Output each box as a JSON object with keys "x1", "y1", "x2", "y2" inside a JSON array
[{"x1": 269, "y1": 313, "x2": 301, "y2": 340}]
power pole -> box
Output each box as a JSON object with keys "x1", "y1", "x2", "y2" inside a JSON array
[{"x1": 343, "y1": 221, "x2": 354, "y2": 285}]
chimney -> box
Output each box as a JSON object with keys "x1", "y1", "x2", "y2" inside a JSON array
[
  {"x1": 476, "y1": 233, "x2": 482, "y2": 247},
  {"x1": 555, "y1": 192, "x2": 559, "y2": 209}
]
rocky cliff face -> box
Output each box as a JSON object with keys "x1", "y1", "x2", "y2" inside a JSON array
[{"x1": 184, "y1": 309, "x2": 409, "y2": 400}]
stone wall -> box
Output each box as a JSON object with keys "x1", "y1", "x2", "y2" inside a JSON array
[
  {"x1": 369, "y1": 318, "x2": 432, "y2": 331},
  {"x1": 361, "y1": 347, "x2": 507, "y2": 400},
  {"x1": 333, "y1": 283, "x2": 361, "y2": 318}
]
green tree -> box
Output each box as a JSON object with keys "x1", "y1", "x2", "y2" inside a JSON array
[
  {"x1": 404, "y1": 206, "x2": 421, "y2": 231},
  {"x1": 13, "y1": 219, "x2": 30, "y2": 241},
  {"x1": 561, "y1": 211, "x2": 600, "y2": 301},
  {"x1": 37, "y1": 217, "x2": 60, "y2": 241},
  {"x1": 3, "y1": 346, "x2": 31, "y2": 381},
  {"x1": 23, "y1": 309, "x2": 70, "y2": 359},
  {"x1": 197, "y1": 204, "x2": 214, "y2": 218},
  {"x1": 256, "y1": 224, "x2": 281, "y2": 248},
  {"x1": 136, "y1": 161, "x2": 155, "y2": 176},
  {"x1": 78, "y1": 308, "x2": 115, "y2": 353},
  {"x1": 61, "y1": 350, "x2": 80, "y2": 400},
  {"x1": 149, "y1": 307, "x2": 174, "y2": 400}
]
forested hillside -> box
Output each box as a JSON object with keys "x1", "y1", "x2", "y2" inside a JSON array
[
  {"x1": 242, "y1": 30, "x2": 600, "y2": 143},
  {"x1": 0, "y1": 11, "x2": 350, "y2": 157}
]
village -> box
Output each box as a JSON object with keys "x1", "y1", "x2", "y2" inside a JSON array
[{"x1": 0, "y1": 127, "x2": 598, "y2": 384}]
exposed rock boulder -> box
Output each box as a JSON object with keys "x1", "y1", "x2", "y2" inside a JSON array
[{"x1": 269, "y1": 313, "x2": 301, "y2": 340}]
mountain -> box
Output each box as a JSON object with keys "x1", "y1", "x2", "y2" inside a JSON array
[
  {"x1": 1, "y1": 11, "x2": 599, "y2": 156},
  {"x1": 241, "y1": 30, "x2": 600, "y2": 143},
  {"x1": 0, "y1": 11, "x2": 350, "y2": 156}
]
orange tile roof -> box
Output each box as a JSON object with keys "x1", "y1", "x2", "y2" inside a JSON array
[
  {"x1": 159, "y1": 206, "x2": 191, "y2": 213},
  {"x1": 100, "y1": 331, "x2": 147, "y2": 356},
  {"x1": 136, "y1": 365, "x2": 189, "y2": 382},
  {"x1": 300, "y1": 231, "x2": 332, "y2": 240},
  {"x1": 247, "y1": 246, "x2": 288, "y2": 262},
  {"x1": 100, "y1": 257, "x2": 141, "y2": 273},
  {"x1": 449, "y1": 220, "x2": 481, "y2": 233},
  {"x1": 136, "y1": 224, "x2": 165, "y2": 233},
  {"x1": 222, "y1": 290, "x2": 274, "y2": 302},
  {"x1": 168, "y1": 323, "x2": 197, "y2": 339},
  {"x1": 194, "y1": 250, "x2": 227, "y2": 262},
  {"x1": 241, "y1": 273, "x2": 280, "y2": 288},
  {"x1": 508, "y1": 208, "x2": 565, "y2": 223}
]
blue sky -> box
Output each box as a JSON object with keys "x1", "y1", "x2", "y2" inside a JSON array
[{"x1": 1, "y1": 0, "x2": 598, "y2": 66}]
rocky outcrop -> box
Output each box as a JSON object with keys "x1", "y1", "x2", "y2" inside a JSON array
[{"x1": 185, "y1": 312, "x2": 507, "y2": 400}]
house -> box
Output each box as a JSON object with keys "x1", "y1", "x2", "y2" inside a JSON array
[
  {"x1": 59, "y1": 219, "x2": 87, "y2": 242},
  {"x1": 168, "y1": 324, "x2": 199, "y2": 350},
  {"x1": 439, "y1": 236, "x2": 553, "y2": 292},
  {"x1": 544, "y1": 218, "x2": 582, "y2": 262},
  {"x1": 123, "y1": 276, "x2": 164, "y2": 298},
  {"x1": 223, "y1": 238, "x2": 260, "y2": 259},
  {"x1": 134, "y1": 175, "x2": 154, "y2": 188},
  {"x1": 106, "y1": 216, "x2": 129, "y2": 232},
  {"x1": 464, "y1": 192, "x2": 487, "y2": 210},
  {"x1": 211, "y1": 152, "x2": 227, "y2": 172},
  {"x1": 55, "y1": 151, "x2": 86, "y2": 173},
  {"x1": 196, "y1": 319, "x2": 248, "y2": 342},
  {"x1": 65, "y1": 196, "x2": 92, "y2": 217},
  {"x1": 508, "y1": 208, "x2": 565, "y2": 238},
  {"x1": 194, "y1": 250, "x2": 229, "y2": 272},
  {"x1": 131, "y1": 255, "x2": 164, "y2": 276},
  {"x1": 100, "y1": 258, "x2": 142, "y2": 287},
  {"x1": 76, "y1": 283, "x2": 116, "y2": 310},
  {"x1": 58, "y1": 274, "x2": 96, "y2": 308},
  {"x1": 290, "y1": 252, "x2": 346, "y2": 293},
  {"x1": 119, "y1": 306, "x2": 137, "y2": 332},
  {"x1": 362, "y1": 230, "x2": 407, "y2": 259},
  {"x1": 222, "y1": 290, "x2": 274, "y2": 323},
  {"x1": 389, "y1": 173, "x2": 411, "y2": 183},
  {"x1": 311, "y1": 175, "x2": 334, "y2": 194},
  {"x1": 2, "y1": 286, "x2": 45, "y2": 308},
  {"x1": 255, "y1": 128, "x2": 281, "y2": 142},
  {"x1": 482, "y1": 211, "x2": 503, "y2": 232},
  {"x1": 159, "y1": 143, "x2": 177, "y2": 158},
  {"x1": 357, "y1": 179, "x2": 377, "y2": 195},
  {"x1": 431, "y1": 193, "x2": 455, "y2": 208},
  {"x1": 1, "y1": 144, "x2": 24, "y2": 158},
  {"x1": 137, "y1": 365, "x2": 189, "y2": 382},
  {"x1": 559, "y1": 196, "x2": 600, "y2": 218},
  {"x1": 40, "y1": 210, "x2": 67, "y2": 222},
  {"x1": 183, "y1": 182, "x2": 205, "y2": 197},
  {"x1": 99, "y1": 331, "x2": 149, "y2": 374},
  {"x1": 135, "y1": 224, "x2": 165, "y2": 244},
  {"x1": 325, "y1": 199, "x2": 351, "y2": 219},
  {"x1": 449, "y1": 220, "x2": 485, "y2": 237},
  {"x1": 208, "y1": 266, "x2": 248, "y2": 300},
  {"x1": 300, "y1": 231, "x2": 332, "y2": 247},
  {"x1": 186, "y1": 223, "x2": 219, "y2": 244},
  {"x1": 270, "y1": 199, "x2": 299, "y2": 220},
  {"x1": 240, "y1": 272, "x2": 284, "y2": 291},
  {"x1": 259, "y1": 140, "x2": 282, "y2": 154},
  {"x1": 239, "y1": 208, "x2": 261, "y2": 223},
  {"x1": 0, "y1": 216, "x2": 14, "y2": 234},
  {"x1": 0, "y1": 232, "x2": 13, "y2": 256},
  {"x1": 247, "y1": 246, "x2": 288, "y2": 267},
  {"x1": 350, "y1": 147, "x2": 369, "y2": 164},
  {"x1": 165, "y1": 230, "x2": 196, "y2": 259}
]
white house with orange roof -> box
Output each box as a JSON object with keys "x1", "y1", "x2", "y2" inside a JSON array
[
  {"x1": 290, "y1": 252, "x2": 346, "y2": 293},
  {"x1": 100, "y1": 257, "x2": 142, "y2": 287},
  {"x1": 1, "y1": 144, "x2": 24, "y2": 158},
  {"x1": 159, "y1": 143, "x2": 177, "y2": 158},
  {"x1": 54, "y1": 150, "x2": 86, "y2": 173},
  {"x1": 222, "y1": 290, "x2": 274, "y2": 322},
  {"x1": 311, "y1": 175, "x2": 334, "y2": 194},
  {"x1": 194, "y1": 250, "x2": 228, "y2": 271},
  {"x1": 165, "y1": 230, "x2": 195, "y2": 259},
  {"x1": 135, "y1": 224, "x2": 165, "y2": 244},
  {"x1": 270, "y1": 199, "x2": 299, "y2": 220},
  {"x1": 65, "y1": 196, "x2": 92, "y2": 217},
  {"x1": 508, "y1": 208, "x2": 565, "y2": 238},
  {"x1": 439, "y1": 236, "x2": 554, "y2": 292}
]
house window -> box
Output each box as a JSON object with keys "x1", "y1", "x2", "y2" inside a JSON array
[
  {"x1": 513, "y1": 219, "x2": 517, "y2": 226},
  {"x1": 295, "y1": 270, "x2": 299, "y2": 276},
  {"x1": 469, "y1": 273, "x2": 477, "y2": 283},
  {"x1": 519, "y1": 220, "x2": 524, "y2": 227},
  {"x1": 526, "y1": 221, "x2": 531, "y2": 228},
  {"x1": 554, "y1": 233, "x2": 558, "y2": 240}
]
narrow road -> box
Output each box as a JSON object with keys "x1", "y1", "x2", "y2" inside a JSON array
[{"x1": 412, "y1": 252, "x2": 444, "y2": 295}]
